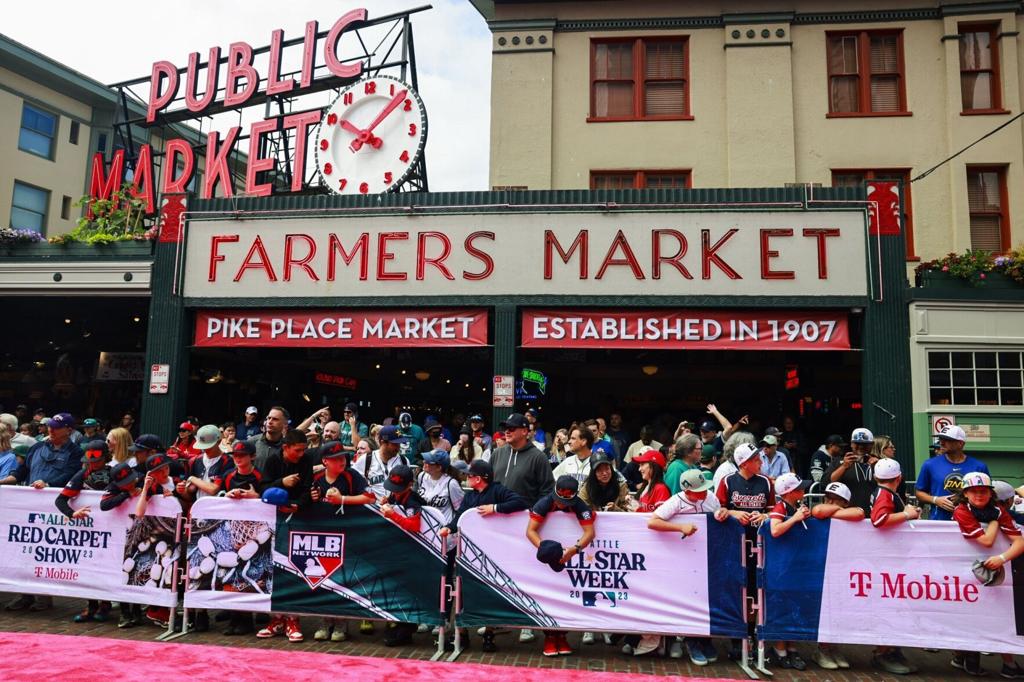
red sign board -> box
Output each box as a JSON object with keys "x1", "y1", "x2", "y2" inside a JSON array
[
  {"x1": 521, "y1": 310, "x2": 850, "y2": 351},
  {"x1": 867, "y1": 181, "x2": 901, "y2": 236},
  {"x1": 314, "y1": 372, "x2": 359, "y2": 390},
  {"x1": 195, "y1": 309, "x2": 488, "y2": 348}
]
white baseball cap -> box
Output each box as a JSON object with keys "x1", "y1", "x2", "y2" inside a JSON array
[
  {"x1": 962, "y1": 471, "x2": 994, "y2": 490},
  {"x1": 824, "y1": 481, "x2": 852, "y2": 502},
  {"x1": 874, "y1": 458, "x2": 902, "y2": 480},
  {"x1": 679, "y1": 468, "x2": 713, "y2": 493},
  {"x1": 195, "y1": 424, "x2": 221, "y2": 450},
  {"x1": 938, "y1": 425, "x2": 966, "y2": 442},
  {"x1": 850, "y1": 427, "x2": 874, "y2": 444},
  {"x1": 245, "y1": 406, "x2": 259, "y2": 415},
  {"x1": 774, "y1": 472, "x2": 810, "y2": 496},
  {"x1": 733, "y1": 443, "x2": 758, "y2": 466},
  {"x1": 993, "y1": 480, "x2": 1016, "y2": 502}
]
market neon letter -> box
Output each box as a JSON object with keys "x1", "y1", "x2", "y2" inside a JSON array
[
  {"x1": 162, "y1": 139, "x2": 195, "y2": 194},
  {"x1": 802, "y1": 228, "x2": 841, "y2": 279},
  {"x1": 284, "y1": 234, "x2": 319, "y2": 282},
  {"x1": 146, "y1": 61, "x2": 178, "y2": 123},
  {"x1": 416, "y1": 231, "x2": 455, "y2": 280},
  {"x1": 596, "y1": 230, "x2": 645, "y2": 280},
  {"x1": 544, "y1": 230, "x2": 588, "y2": 280},
  {"x1": 701, "y1": 228, "x2": 741, "y2": 280},
  {"x1": 202, "y1": 126, "x2": 240, "y2": 199},
  {"x1": 759, "y1": 228, "x2": 795, "y2": 280},
  {"x1": 224, "y1": 42, "x2": 258, "y2": 107},
  {"x1": 377, "y1": 232, "x2": 409, "y2": 281},
  {"x1": 233, "y1": 236, "x2": 278, "y2": 282},
  {"x1": 327, "y1": 233, "x2": 369, "y2": 280},
  {"x1": 324, "y1": 9, "x2": 367, "y2": 79},
  {"x1": 246, "y1": 118, "x2": 279, "y2": 197},
  {"x1": 208, "y1": 235, "x2": 240, "y2": 281},
  {"x1": 463, "y1": 231, "x2": 495, "y2": 281},
  {"x1": 652, "y1": 229, "x2": 692, "y2": 279},
  {"x1": 184, "y1": 48, "x2": 221, "y2": 113}
]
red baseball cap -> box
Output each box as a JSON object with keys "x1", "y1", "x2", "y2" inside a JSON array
[
  {"x1": 633, "y1": 448, "x2": 666, "y2": 470},
  {"x1": 178, "y1": 422, "x2": 195, "y2": 432}
]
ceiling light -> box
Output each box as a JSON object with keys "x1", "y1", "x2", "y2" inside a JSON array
[
  {"x1": 301, "y1": 393, "x2": 311, "y2": 402},
  {"x1": 132, "y1": 317, "x2": 141, "y2": 323},
  {"x1": 414, "y1": 371, "x2": 430, "y2": 381},
  {"x1": 64, "y1": 319, "x2": 71, "y2": 324},
  {"x1": 401, "y1": 369, "x2": 407, "y2": 375},
  {"x1": 642, "y1": 365, "x2": 659, "y2": 376},
  {"x1": 205, "y1": 370, "x2": 223, "y2": 384}
]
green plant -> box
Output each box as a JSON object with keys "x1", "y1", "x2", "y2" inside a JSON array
[
  {"x1": 50, "y1": 183, "x2": 153, "y2": 244},
  {"x1": 915, "y1": 250, "x2": 993, "y2": 286},
  {"x1": 995, "y1": 246, "x2": 1024, "y2": 284}
]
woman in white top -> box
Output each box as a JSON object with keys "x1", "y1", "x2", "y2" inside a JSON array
[
  {"x1": 417, "y1": 449, "x2": 465, "y2": 527},
  {"x1": 450, "y1": 432, "x2": 483, "y2": 467}
]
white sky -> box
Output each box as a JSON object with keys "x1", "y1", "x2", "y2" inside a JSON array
[{"x1": 3, "y1": 0, "x2": 492, "y2": 191}]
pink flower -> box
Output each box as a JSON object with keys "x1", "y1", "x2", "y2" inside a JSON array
[
  {"x1": 980, "y1": 273, "x2": 986, "y2": 279},
  {"x1": 941, "y1": 265, "x2": 949, "y2": 272}
]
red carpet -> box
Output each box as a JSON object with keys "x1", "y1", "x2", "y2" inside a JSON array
[{"x1": 0, "y1": 631, "x2": 735, "y2": 681}]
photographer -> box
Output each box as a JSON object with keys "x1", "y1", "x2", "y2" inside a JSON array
[{"x1": 824, "y1": 428, "x2": 877, "y2": 515}]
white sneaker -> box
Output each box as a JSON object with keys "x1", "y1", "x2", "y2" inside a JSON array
[
  {"x1": 581, "y1": 631, "x2": 596, "y2": 645},
  {"x1": 634, "y1": 634, "x2": 661, "y2": 656},
  {"x1": 831, "y1": 650, "x2": 850, "y2": 669},
  {"x1": 416, "y1": 623, "x2": 430, "y2": 633},
  {"x1": 603, "y1": 633, "x2": 614, "y2": 645},
  {"x1": 519, "y1": 628, "x2": 536, "y2": 643},
  {"x1": 814, "y1": 649, "x2": 838, "y2": 670},
  {"x1": 669, "y1": 639, "x2": 684, "y2": 659},
  {"x1": 621, "y1": 643, "x2": 634, "y2": 655}
]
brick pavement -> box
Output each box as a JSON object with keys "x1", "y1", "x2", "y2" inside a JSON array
[{"x1": 0, "y1": 594, "x2": 999, "y2": 681}]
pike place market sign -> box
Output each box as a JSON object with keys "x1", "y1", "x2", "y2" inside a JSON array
[{"x1": 183, "y1": 211, "x2": 868, "y2": 298}]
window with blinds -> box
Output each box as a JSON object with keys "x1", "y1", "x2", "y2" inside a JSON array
[
  {"x1": 591, "y1": 170, "x2": 691, "y2": 190},
  {"x1": 591, "y1": 38, "x2": 689, "y2": 120},
  {"x1": 831, "y1": 169, "x2": 917, "y2": 259},
  {"x1": 959, "y1": 24, "x2": 1001, "y2": 112},
  {"x1": 966, "y1": 167, "x2": 1008, "y2": 252},
  {"x1": 827, "y1": 31, "x2": 906, "y2": 115}
]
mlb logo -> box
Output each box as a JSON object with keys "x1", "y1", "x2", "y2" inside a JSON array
[
  {"x1": 287, "y1": 531, "x2": 345, "y2": 589},
  {"x1": 582, "y1": 591, "x2": 616, "y2": 608}
]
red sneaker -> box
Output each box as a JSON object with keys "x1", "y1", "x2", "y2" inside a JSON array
[
  {"x1": 285, "y1": 617, "x2": 304, "y2": 642},
  {"x1": 557, "y1": 634, "x2": 573, "y2": 655},
  {"x1": 256, "y1": 616, "x2": 284, "y2": 638},
  {"x1": 543, "y1": 635, "x2": 559, "y2": 657}
]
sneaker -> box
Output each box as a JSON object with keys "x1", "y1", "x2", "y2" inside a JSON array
[
  {"x1": 634, "y1": 635, "x2": 660, "y2": 656},
  {"x1": 770, "y1": 649, "x2": 794, "y2": 669},
  {"x1": 543, "y1": 635, "x2": 559, "y2": 657},
  {"x1": 519, "y1": 628, "x2": 536, "y2": 643},
  {"x1": 814, "y1": 649, "x2": 838, "y2": 670},
  {"x1": 5, "y1": 595, "x2": 33, "y2": 611},
  {"x1": 669, "y1": 639, "x2": 684, "y2": 659},
  {"x1": 964, "y1": 652, "x2": 986, "y2": 676},
  {"x1": 314, "y1": 627, "x2": 330, "y2": 641},
  {"x1": 603, "y1": 633, "x2": 614, "y2": 645},
  {"x1": 621, "y1": 643, "x2": 634, "y2": 656},
  {"x1": 417, "y1": 623, "x2": 430, "y2": 633},
  {"x1": 788, "y1": 651, "x2": 808, "y2": 671},
  {"x1": 685, "y1": 639, "x2": 708, "y2": 666},
  {"x1": 331, "y1": 625, "x2": 348, "y2": 642},
  {"x1": 73, "y1": 609, "x2": 95, "y2": 623},
  {"x1": 482, "y1": 634, "x2": 497, "y2": 653},
  {"x1": 383, "y1": 628, "x2": 413, "y2": 647},
  {"x1": 146, "y1": 606, "x2": 170, "y2": 628},
  {"x1": 954, "y1": 655, "x2": 968, "y2": 671},
  {"x1": 892, "y1": 648, "x2": 918, "y2": 674},
  {"x1": 1001, "y1": 662, "x2": 1024, "y2": 679},
  {"x1": 556, "y1": 634, "x2": 572, "y2": 655},
  {"x1": 117, "y1": 615, "x2": 138, "y2": 629},
  {"x1": 831, "y1": 650, "x2": 850, "y2": 669},
  {"x1": 581, "y1": 631, "x2": 596, "y2": 645},
  {"x1": 29, "y1": 596, "x2": 52, "y2": 612},
  {"x1": 257, "y1": 617, "x2": 284, "y2": 638},
  {"x1": 359, "y1": 620, "x2": 374, "y2": 635},
  {"x1": 285, "y1": 618, "x2": 304, "y2": 642},
  {"x1": 873, "y1": 652, "x2": 912, "y2": 675},
  {"x1": 701, "y1": 640, "x2": 719, "y2": 664}
]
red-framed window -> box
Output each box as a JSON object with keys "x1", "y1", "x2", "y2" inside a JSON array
[
  {"x1": 959, "y1": 23, "x2": 1005, "y2": 114},
  {"x1": 966, "y1": 166, "x2": 1010, "y2": 252},
  {"x1": 831, "y1": 169, "x2": 917, "y2": 260},
  {"x1": 590, "y1": 37, "x2": 690, "y2": 122},
  {"x1": 591, "y1": 170, "x2": 692, "y2": 190},
  {"x1": 826, "y1": 30, "x2": 908, "y2": 116}
]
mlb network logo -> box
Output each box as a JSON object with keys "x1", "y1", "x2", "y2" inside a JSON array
[{"x1": 287, "y1": 531, "x2": 345, "y2": 590}]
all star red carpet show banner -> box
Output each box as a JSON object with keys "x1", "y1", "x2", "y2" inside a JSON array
[
  {"x1": 522, "y1": 310, "x2": 850, "y2": 350},
  {"x1": 195, "y1": 309, "x2": 488, "y2": 348}
]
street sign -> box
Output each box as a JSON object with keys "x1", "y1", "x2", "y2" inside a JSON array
[
  {"x1": 931, "y1": 414, "x2": 955, "y2": 435},
  {"x1": 149, "y1": 364, "x2": 170, "y2": 394},
  {"x1": 493, "y1": 374, "x2": 514, "y2": 407}
]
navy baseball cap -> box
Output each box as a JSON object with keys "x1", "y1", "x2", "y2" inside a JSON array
[
  {"x1": 469, "y1": 414, "x2": 484, "y2": 423},
  {"x1": 378, "y1": 425, "x2": 409, "y2": 444},
  {"x1": 423, "y1": 416, "x2": 442, "y2": 432},
  {"x1": 384, "y1": 464, "x2": 414, "y2": 492},
  {"x1": 231, "y1": 440, "x2": 256, "y2": 457},
  {"x1": 536, "y1": 539, "x2": 565, "y2": 573},
  {"x1": 111, "y1": 462, "x2": 139, "y2": 488},
  {"x1": 145, "y1": 453, "x2": 171, "y2": 472},
  {"x1": 468, "y1": 459, "x2": 493, "y2": 481},
  {"x1": 129, "y1": 434, "x2": 164, "y2": 452},
  {"x1": 503, "y1": 413, "x2": 529, "y2": 429},
  {"x1": 319, "y1": 441, "x2": 349, "y2": 460},
  {"x1": 47, "y1": 413, "x2": 76, "y2": 430},
  {"x1": 554, "y1": 475, "x2": 580, "y2": 501},
  {"x1": 525, "y1": 408, "x2": 539, "y2": 418},
  {"x1": 699, "y1": 420, "x2": 717, "y2": 433}
]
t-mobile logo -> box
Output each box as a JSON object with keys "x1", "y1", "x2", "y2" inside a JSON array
[{"x1": 849, "y1": 571, "x2": 872, "y2": 597}]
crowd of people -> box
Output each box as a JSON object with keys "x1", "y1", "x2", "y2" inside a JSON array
[{"x1": 0, "y1": 402, "x2": 1022, "y2": 677}]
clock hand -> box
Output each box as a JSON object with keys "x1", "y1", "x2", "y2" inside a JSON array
[
  {"x1": 339, "y1": 119, "x2": 372, "y2": 152},
  {"x1": 362, "y1": 89, "x2": 408, "y2": 147}
]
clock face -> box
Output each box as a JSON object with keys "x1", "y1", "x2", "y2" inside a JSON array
[{"x1": 315, "y1": 75, "x2": 427, "y2": 196}]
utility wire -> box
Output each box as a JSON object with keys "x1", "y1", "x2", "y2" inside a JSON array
[{"x1": 912, "y1": 110, "x2": 1024, "y2": 182}]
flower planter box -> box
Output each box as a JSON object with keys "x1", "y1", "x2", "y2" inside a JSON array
[
  {"x1": 916, "y1": 270, "x2": 1020, "y2": 289},
  {"x1": 0, "y1": 240, "x2": 154, "y2": 260}
]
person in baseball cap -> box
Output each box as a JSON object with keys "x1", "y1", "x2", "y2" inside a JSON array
[
  {"x1": 632, "y1": 448, "x2": 671, "y2": 513},
  {"x1": 377, "y1": 462, "x2": 425, "y2": 647},
  {"x1": 915, "y1": 423, "x2": 991, "y2": 522},
  {"x1": 811, "y1": 481, "x2": 865, "y2": 524},
  {"x1": 535, "y1": 539, "x2": 566, "y2": 573},
  {"x1": 870, "y1": 458, "x2": 919, "y2": 529},
  {"x1": 467, "y1": 414, "x2": 492, "y2": 450},
  {"x1": 809, "y1": 435, "x2": 846, "y2": 484},
  {"x1": 765, "y1": 471, "x2": 813, "y2": 671},
  {"x1": 715, "y1": 442, "x2": 773, "y2": 529},
  {"x1": 183, "y1": 425, "x2": 232, "y2": 502},
  {"x1": 823, "y1": 427, "x2": 877, "y2": 516},
  {"x1": 377, "y1": 425, "x2": 409, "y2": 445}
]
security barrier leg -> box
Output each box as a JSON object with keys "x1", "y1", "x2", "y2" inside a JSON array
[
  {"x1": 753, "y1": 532, "x2": 772, "y2": 677},
  {"x1": 736, "y1": 533, "x2": 760, "y2": 680}
]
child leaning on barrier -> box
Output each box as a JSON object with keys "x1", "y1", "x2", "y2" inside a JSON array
[
  {"x1": 868, "y1": 458, "x2": 920, "y2": 676},
  {"x1": 807, "y1": 481, "x2": 861, "y2": 670},
  {"x1": 99, "y1": 461, "x2": 145, "y2": 628},
  {"x1": 951, "y1": 472, "x2": 1024, "y2": 678},
  {"x1": 765, "y1": 473, "x2": 811, "y2": 672}
]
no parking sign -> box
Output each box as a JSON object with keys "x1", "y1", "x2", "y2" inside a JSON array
[{"x1": 931, "y1": 414, "x2": 955, "y2": 435}]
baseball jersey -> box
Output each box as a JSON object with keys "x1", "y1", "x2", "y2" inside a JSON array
[
  {"x1": 551, "y1": 454, "x2": 593, "y2": 485},
  {"x1": 716, "y1": 472, "x2": 775, "y2": 512},
  {"x1": 356, "y1": 450, "x2": 409, "y2": 498},
  {"x1": 415, "y1": 472, "x2": 464, "y2": 525},
  {"x1": 953, "y1": 503, "x2": 1021, "y2": 539},
  {"x1": 224, "y1": 468, "x2": 262, "y2": 493},
  {"x1": 56, "y1": 466, "x2": 111, "y2": 518},
  {"x1": 302, "y1": 469, "x2": 369, "y2": 517},
  {"x1": 383, "y1": 489, "x2": 425, "y2": 532},
  {"x1": 530, "y1": 494, "x2": 596, "y2": 525},
  {"x1": 870, "y1": 486, "x2": 906, "y2": 527},
  {"x1": 637, "y1": 482, "x2": 671, "y2": 513},
  {"x1": 654, "y1": 491, "x2": 720, "y2": 520},
  {"x1": 915, "y1": 454, "x2": 991, "y2": 520},
  {"x1": 190, "y1": 453, "x2": 232, "y2": 498},
  {"x1": 769, "y1": 499, "x2": 799, "y2": 521}
]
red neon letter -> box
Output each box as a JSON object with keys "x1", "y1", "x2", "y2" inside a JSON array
[
  {"x1": 282, "y1": 111, "x2": 322, "y2": 192},
  {"x1": 327, "y1": 233, "x2": 369, "y2": 280},
  {"x1": 146, "y1": 61, "x2": 178, "y2": 123},
  {"x1": 202, "y1": 126, "x2": 240, "y2": 199},
  {"x1": 802, "y1": 228, "x2": 841, "y2": 279},
  {"x1": 209, "y1": 235, "x2": 240, "y2": 281},
  {"x1": 245, "y1": 118, "x2": 279, "y2": 197},
  {"x1": 300, "y1": 20, "x2": 318, "y2": 88},
  {"x1": 233, "y1": 236, "x2": 278, "y2": 282},
  {"x1": 284, "y1": 234, "x2": 319, "y2": 281},
  {"x1": 416, "y1": 231, "x2": 455, "y2": 280},
  {"x1": 162, "y1": 139, "x2": 194, "y2": 194},
  {"x1": 87, "y1": 150, "x2": 124, "y2": 219},
  {"x1": 463, "y1": 231, "x2": 495, "y2": 281},
  {"x1": 596, "y1": 230, "x2": 645, "y2": 280},
  {"x1": 544, "y1": 230, "x2": 588, "y2": 280},
  {"x1": 701, "y1": 228, "x2": 741, "y2": 280},
  {"x1": 760, "y1": 229, "x2": 795, "y2": 280},
  {"x1": 324, "y1": 9, "x2": 367, "y2": 79},
  {"x1": 224, "y1": 42, "x2": 257, "y2": 107},
  {"x1": 652, "y1": 229, "x2": 693, "y2": 280},
  {"x1": 129, "y1": 144, "x2": 156, "y2": 214},
  {"x1": 377, "y1": 232, "x2": 409, "y2": 281},
  {"x1": 267, "y1": 29, "x2": 295, "y2": 96},
  {"x1": 184, "y1": 48, "x2": 220, "y2": 113}
]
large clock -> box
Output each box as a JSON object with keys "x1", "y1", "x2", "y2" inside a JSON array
[{"x1": 315, "y1": 75, "x2": 427, "y2": 195}]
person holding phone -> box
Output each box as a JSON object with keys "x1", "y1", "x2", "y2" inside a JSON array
[{"x1": 825, "y1": 428, "x2": 878, "y2": 515}]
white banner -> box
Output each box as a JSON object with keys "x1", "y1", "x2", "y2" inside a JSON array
[
  {"x1": 0, "y1": 487, "x2": 180, "y2": 606},
  {"x1": 183, "y1": 497, "x2": 275, "y2": 612},
  {"x1": 456, "y1": 510, "x2": 745, "y2": 635}
]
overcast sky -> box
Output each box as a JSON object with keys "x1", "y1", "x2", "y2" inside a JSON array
[{"x1": 4, "y1": 0, "x2": 492, "y2": 191}]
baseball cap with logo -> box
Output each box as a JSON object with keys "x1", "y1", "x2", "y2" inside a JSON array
[
  {"x1": 774, "y1": 472, "x2": 811, "y2": 496},
  {"x1": 195, "y1": 424, "x2": 221, "y2": 450},
  {"x1": 245, "y1": 406, "x2": 258, "y2": 415},
  {"x1": 384, "y1": 464, "x2": 414, "y2": 492},
  {"x1": 733, "y1": 443, "x2": 758, "y2": 466},
  {"x1": 874, "y1": 458, "x2": 902, "y2": 480},
  {"x1": 825, "y1": 434, "x2": 847, "y2": 447},
  {"x1": 760, "y1": 434, "x2": 779, "y2": 446},
  {"x1": 503, "y1": 413, "x2": 529, "y2": 429},
  {"x1": 468, "y1": 459, "x2": 493, "y2": 481},
  {"x1": 824, "y1": 481, "x2": 853, "y2": 502},
  {"x1": 129, "y1": 434, "x2": 164, "y2": 452},
  {"x1": 962, "y1": 471, "x2": 994, "y2": 490},
  {"x1": 679, "y1": 468, "x2": 713, "y2": 493},
  {"x1": 536, "y1": 539, "x2": 566, "y2": 573},
  {"x1": 633, "y1": 448, "x2": 666, "y2": 470},
  {"x1": 319, "y1": 441, "x2": 348, "y2": 460},
  {"x1": 231, "y1": 440, "x2": 256, "y2": 457},
  {"x1": 145, "y1": 453, "x2": 171, "y2": 472},
  {"x1": 764, "y1": 426, "x2": 782, "y2": 437},
  {"x1": 850, "y1": 427, "x2": 874, "y2": 444},
  {"x1": 469, "y1": 414, "x2": 484, "y2": 423},
  {"x1": 47, "y1": 413, "x2": 75, "y2": 430},
  {"x1": 699, "y1": 420, "x2": 717, "y2": 433},
  {"x1": 938, "y1": 425, "x2": 967, "y2": 442},
  {"x1": 178, "y1": 421, "x2": 195, "y2": 432},
  {"x1": 554, "y1": 475, "x2": 580, "y2": 501},
  {"x1": 111, "y1": 462, "x2": 139, "y2": 488},
  {"x1": 378, "y1": 425, "x2": 409, "y2": 444},
  {"x1": 80, "y1": 441, "x2": 109, "y2": 464},
  {"x1": 82, "y1": 418, "x2": 100, "y2": 428}
]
